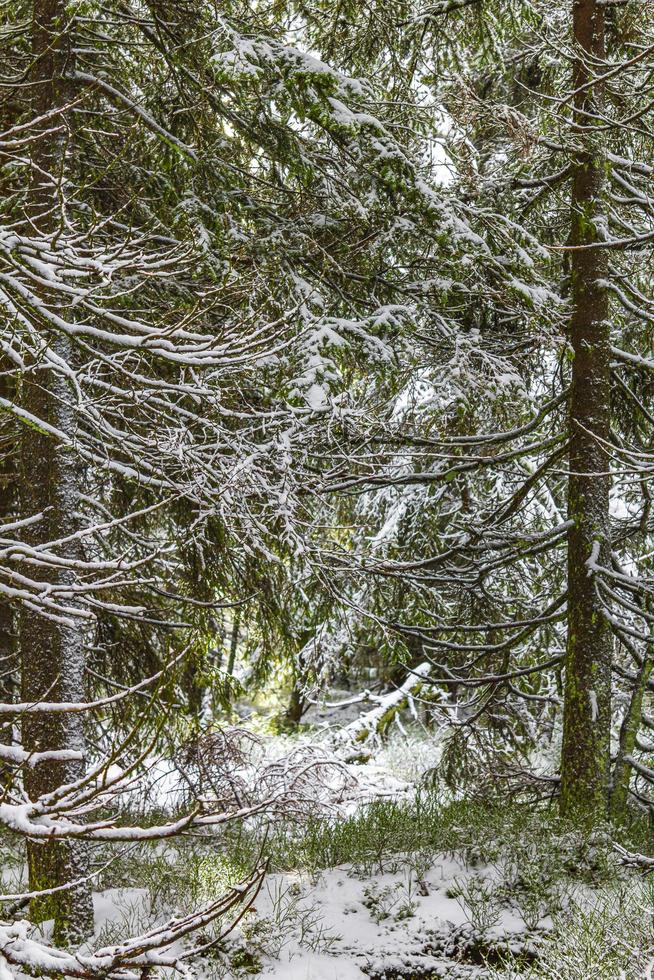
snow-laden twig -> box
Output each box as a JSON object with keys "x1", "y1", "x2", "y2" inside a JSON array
[{"x1": 0, "y1": 865, "x2": 266, "y2": 980}]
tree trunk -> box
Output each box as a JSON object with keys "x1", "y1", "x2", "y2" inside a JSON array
[
  {"x1": 226, "y1": 608, "x2": 240, "y2": 679},
  {"x1": 560, "y1": 0, "x2": 613, "y2": 825},
  {"x1": 19, "y1": 0, "x2": 93, "y2": 943},
  {"x1": 282, "y1": 678, "x2": 306, "y2": 730},
  {"x1": 0, "y1": 372, "x2": 16, "y2": 790}
]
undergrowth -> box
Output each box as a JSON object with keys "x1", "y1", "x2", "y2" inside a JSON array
[
  {"x1": 3, "y1": 790, "x2": 649, "y2": 977},
  {"x1": 215, "y1": 791, "x2": 652, "y2": 880},
  {"x1": 95, "y1": 791, "x2": 653, "y2": 893}
]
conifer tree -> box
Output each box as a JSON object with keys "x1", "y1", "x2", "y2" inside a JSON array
[
  {"x1": 560, "y1": 0, "x2": 613, "y2": 824},
  {"x1": 301, "y1": 0, "x2": 654, "y2": 824},
  {"x1": 0, "y1": 0, "x2": 491, "y2": 957}
]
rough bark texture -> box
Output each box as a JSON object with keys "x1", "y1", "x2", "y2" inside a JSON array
[
  {"x1": 560, "y1": 0, "x2": 613, "y2": 825},
  {"x1": 0, "y1": 372, "x2": 16, "y2": 789},
  {"x1": 19, "y1": 0, "x2": 94, "y2": 943}
]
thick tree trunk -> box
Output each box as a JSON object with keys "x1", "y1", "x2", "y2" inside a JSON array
[
  {"x1": 19, "y1": 0, "x2": 93, "y2": 943},
  {"x1": 20, "y1": 353, "x2": 93, "y2": 943},
  {"x1": 560, "y1": 0, "x2": 613, "y2": 825}
]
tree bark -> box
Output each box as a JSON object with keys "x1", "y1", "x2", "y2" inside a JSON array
[
  {"x1": 559, "y1": 0, "x2": 613, "y2": 825},
  {"x1": 226, "y1": 608, "x2": 240, "y2": 681},
  {"x1": 282, "y1": 678, "x2": 307, "y2": 730},
  {"x1": 19, "y1": 0, "x2": 93, "y2": 943},
  {"x1": 0, "y1": 372, "x2": 16, "y2": 790}
]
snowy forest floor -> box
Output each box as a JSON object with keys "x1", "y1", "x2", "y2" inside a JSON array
[{"x1": 3, "y1": 718, "x2": 654, "y2": 979}]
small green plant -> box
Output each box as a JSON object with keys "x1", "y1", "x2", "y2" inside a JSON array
[
  {"x1": 228, "y1": 943, "x2": 263, "y2": 976},
  {"x1": 241, "y1": 878, "x2": 339, "y2": 960},
  {"x1": 405, "y1": 847, "x2": 435, "y2": 884},
  {"x1": 362, "y1": 874, "x2": 419, "y2": 924},
  {"x1": 362, "y1": 882, "x2": 402, "y2": 923},
  {"x1": 395, "y1": 895, "x2": 418, "y2": 921},
  {"x1": 451, "y1": 874, "x2": 502, "y2": 933},
  {"x1": 512, "y1": 884, "x2": 556, "y2": 932},
  {"x1": 499, "y1": 845, "x2": 571, "y2": 931},
  {"x1": 94, "y1": 893, "x2": 151, "y2": 948},
  {"x1": 488, "y1": 879, "x2": 654, "y2": 979}
]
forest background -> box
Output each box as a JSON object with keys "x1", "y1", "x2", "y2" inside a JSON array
[{"x1": 1, "y1": 1, "x2": 654, "y2": 978}]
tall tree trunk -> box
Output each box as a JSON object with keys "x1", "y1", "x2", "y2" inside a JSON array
[
  {"x1": 220, "y1": 607, "x2": 241, "y2": 707},
  {"x1": 19, "y1": 0, "x2": 93, "y2": 943},
  {"x1": 560, "y1": 0, "x2": 613, "y2": 825},
  {"x1": 0, "y1": 372, "x2": 16, "y2": 790}
]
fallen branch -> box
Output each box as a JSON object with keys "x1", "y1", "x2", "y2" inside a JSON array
[{"x1": 329, "y1": 662, "x2": 434, "y2": 760}]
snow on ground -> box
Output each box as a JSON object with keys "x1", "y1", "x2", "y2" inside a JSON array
[
  {"x1": 215, "y1": 856, "x2": 541, "y2": 979},
  {"x1": 80, "y1": 855, "x2": 538, "y2": 980},
  {"x1": 92, "y1": 888, "x2": 149, "y2": 937},
  {"x1": 86, "y1": 714, "x2": 529, "y2": 976},
  {"x1": 1, "y1": 712, "x2": 564, "y2": 979}
]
